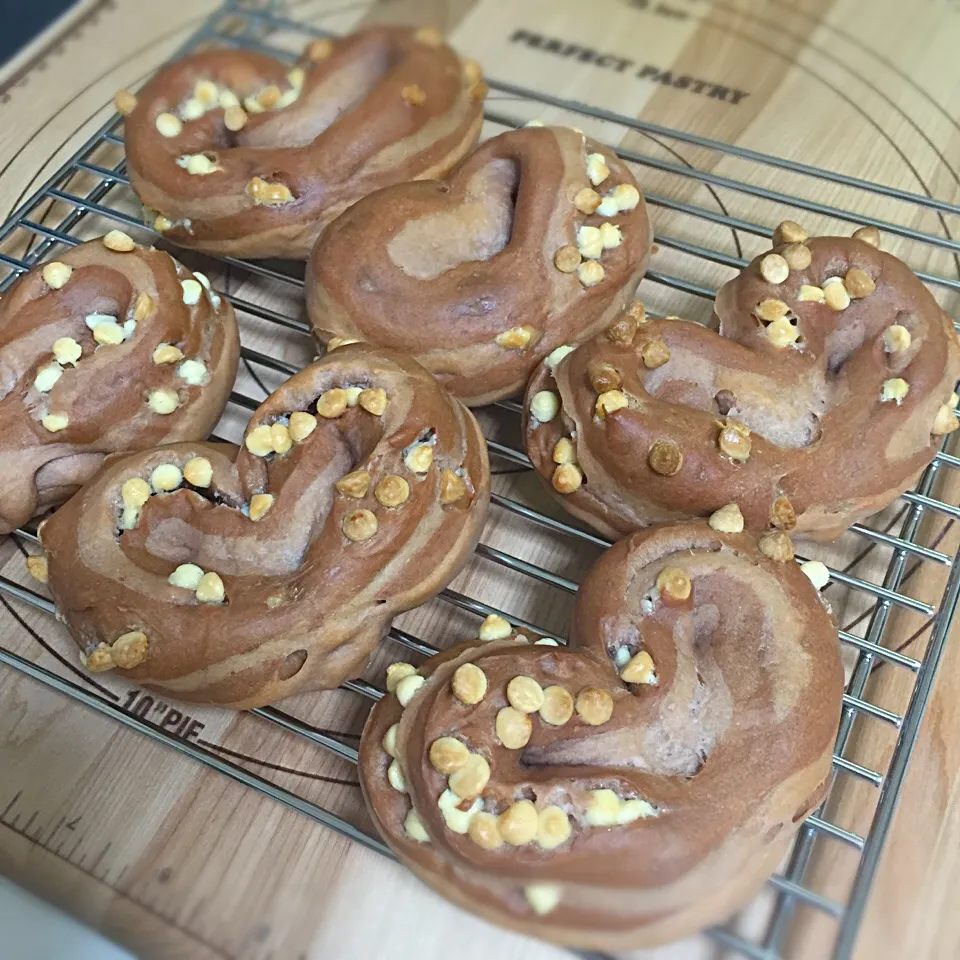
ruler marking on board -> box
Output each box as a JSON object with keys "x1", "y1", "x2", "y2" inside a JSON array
[{"x1": 0, "y1": 793, "x2": 236, "y2": 960}]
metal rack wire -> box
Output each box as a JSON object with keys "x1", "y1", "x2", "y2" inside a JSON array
[{"x1": 0, "y1": 2, "x2": 958, "y2": 958}]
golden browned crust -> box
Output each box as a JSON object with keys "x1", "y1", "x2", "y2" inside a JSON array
[
  {"x1": 359, "y1": 521, "x2": 843, "y2": 948},
  {"x1": 0, "y1": 235, "x2": 239, "y2": 534},
  {"x1": 41, "y1": 344, "x2": 490, "y2": 708},
  {"x1": 121, "y1": 27, "x2": 486, "y2": 259},
  {"x1": 524, "y1": 231, "x2": 960, "y2": 541},
  {"x1": 306, "y1": 125, "x2": 652, "y2": 405}
]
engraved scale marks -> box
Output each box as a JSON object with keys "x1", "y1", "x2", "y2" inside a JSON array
[{"x1": 0, "y1": 789, "x2": 233, "y2": 959}]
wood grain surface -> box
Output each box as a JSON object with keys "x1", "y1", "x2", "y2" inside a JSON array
[{"x1": 0, "y1": 2, "x2": 958, "y2": 959}]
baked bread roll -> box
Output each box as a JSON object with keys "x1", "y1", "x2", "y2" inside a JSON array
[
  {"x1": 359, "y1": 520, "x2": 842, "y2": 949},
  {"x1": 524, "y1": 226, "x2": 960, "y2": 541},
  {"x1": 40, "y1": 343, "x2": 489, "y2": 708},
  {"x1": 117, "y1": 26, "x2": 486, "y2": 259},
  {"x1": 0, "y1": 233, "x2": 239, "y2": 534},
  {"x1": 307, "y1": 125, "x2": 652, "y2": 405}
]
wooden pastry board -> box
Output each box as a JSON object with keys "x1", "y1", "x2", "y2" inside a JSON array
[{"x1": 0, "y1": 2, "x2": 958, "y2": 958}]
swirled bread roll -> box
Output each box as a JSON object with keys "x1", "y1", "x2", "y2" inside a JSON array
[
  {"x1": 0, "y1": 233, "x2": 239, "y2": 534},
  {"x1": 307, "y1": 125, "x2": 652, "y2": 405},
  {"x1": 40, "y1": 344, "x2": 490, "y2": 708},
  {"x1": 359, "y1": 521, "x2": 842, "y2": 949},
  {"x1": 524, "y1": 226, "x2": 960, "y2": 541},
  {"x1": 118, "y1": 26, "x2": 486, "y2": 259}
]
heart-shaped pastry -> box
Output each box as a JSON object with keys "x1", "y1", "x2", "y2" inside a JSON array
[
  {"x1": 0, "y1": 233, "x2": 239, "y2": 534},
  {"x1": 307, "y1": 125, "x2": 652, "y2": 405},
  {"x1": 119, "y1": 26, "x2": 486, "y2": 259},
  {"x1": 524, "y1": 226, "x2": 960, "y2": 541},
  {"x1": 359, "y1": 520, "x2": 842, "y2": 948},
  {"x1": 40, "y1": 343, "x2": 490, "y2": 708}
]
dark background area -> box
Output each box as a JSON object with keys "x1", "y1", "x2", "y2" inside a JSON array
[{"x1": 0, "y1": 1, "x2": 76, "y2": 65}]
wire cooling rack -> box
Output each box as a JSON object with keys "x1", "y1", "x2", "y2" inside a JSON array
[{"x1": 1, "y1": 2, "x2": 959, "y2": 958}]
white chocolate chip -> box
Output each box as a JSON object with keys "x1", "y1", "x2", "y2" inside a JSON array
[
  {"x1": 387, "y1": 760, "x2": 407, "y2": 793},
  {"x1": 195, "y1": 571, "x2": 225, "y2": 604},
  {"x1": 823, "y1": 278, "x2": 851, "y2": 311},
  {"x1": 150, "y1": 463, "x2": 183, "y2": 492},
  {"x1": 52, "y1": 337, "x2": 82, "y2": 365},
  {"x1": 188, "y1": 81, "x2": 215, "y2": 108},
  {"x1": 289, "y1": 412, "x2": 317, "y2": 443},
  {"x1": 276, "y1": 87, "x2": 300, "y2": 109},
  {"x1": 245, "y1": 424, "x2": 274, "y2": 457},
  {"x1": 617, "y1": 798, "x2": 657, "y2": 823},
  {"x1": 595, "y1": 196, "x2": 619, "y2": 217},
  {"x1": 933, "y1": 400, "x2": 960, "y2": 435},
  {"x1": 437, "y1": 789, "x2": 481, "y2": 834},
  {"x1": 529, "y1": 390, "x2": 560, "y2": 423},
  {"x1": 584, "y1": 788, "x2": 622, "y2": 826},
  {"x1": 599, "y1": 222, "x2": 622, "y2": 249},
  {"x1": 181, "y1": 279, "x2": 203, "y2": 305},
  {"x1": 34, "y1": 364, "x2": 62, "y2": 393},
  {"x1": 153, "y1": 343, "x2": 184, "y2": 365},
  {"x1": 85, "y1": 313, "x2": 117, "y2": 330},
  {"x1": 495, "y1": 325, "x2": 535, "y2": 349},
  {"x1": 883, "y1": 324, "x2": 911, "y2": 353},
  {"x1": 596, "y1": 389, "x2": 629, "y2": 417},
  {"x1": 183, "y1": 456, "x2": 212, "y2": 487},
  {"x1": 797, "y1": 284, "x2": 825, "y2": 303},
  {"x1": 760, "y1": 253, "x2": 790, "y2": 284},
  {"x1": 708, "y1": 502, "x2": 744, "y2": 534},
  {"x1": 576, "y1": 225, "x2": 603, "y2": 260},
  {"x1": 395, "y1": 673, "x2": 426, "y2": 707},
  {"x1": 766, "y1": 316, "x2": 800, "y2": 348},
  {"x1": 620, "y1": 651, "x2": 656, "y2": 685},
  {"x1": 524, "y1": 884, "x2": 562, "y2": 916},
  {"x1": 613, "y1": 647, "x2": 631, "y2": 669},
  {"x1": 478, "y1": 614, "x2": 511, "y2": 641},
  {"x1": 270, "y1": 423, "x2": 292, "y2": 457},
  {"x1": 93, "y1": 322, "x2": 125, "y2": 345},
  {"x1": 404, "y1": 809, "x2": 429, "y2": 843},
  {"x1": 544, "y1": 344, "x2": 575, "y2": 370},
  {"x1": 102, "y1": 230, "x2": 136, "y2": 252},
  {"x1": 386, "y1": 662, "x2": 416, "y2": 694},
  {"x1": 42, "y1": 262, "x2": 72, "y2": 289},
  {"x1": 585, "y1": 153, "x2": 610, "y2": 186},
  {"x1": 168, "y1": 563, "x2": 204, "y2": 589},
  {"x1": 120, "y1": 477, "x2": 150, "y2": 529},
  {"x1": 800, "y1": 560, "x2": 830, "y2": 590},
  {"x1": 156, "y1": 112, "x2": 182, "y2": 137},
  {"x1": 121, "y1": 477, "x2": 150, "y2": 508},
  {"x1": 41, "y1": 413, "x2": 68, "y2": 433},
  {"x1": 611, "y1": 183, "x2": 640, "y2": 211},
  {"x1": 181, "y1": 154, "x2": 219, "y2": 176},
  {"x1": 577, "y1": 260, "x2": 605, "y2": 287},
  {"x1": 382, "y1": 723, "x2": 399, "y2": 758},
  {"x1": 177, "y1": 359, "x2": 208, "y2": 385},
  {"x1": 880, "y1": 378, "x2": 909, "y2": 404},
  {"x1": 26, "y1": 556, "x2": 48, "y2": 583},
  {"x1": 403, "y1": 444, "x2": 434, "y2": 474},
  {"x1": 180, "y1": 98, "x2": 205, "y2": 121},
  {"x1": 148, "y1": 389, "x2": 180, "y2": 415},
  {"x1": 248, "y1": 493, "x2": 275, "y2": 522}
]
